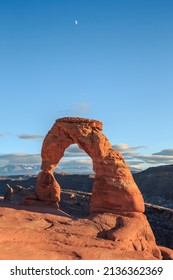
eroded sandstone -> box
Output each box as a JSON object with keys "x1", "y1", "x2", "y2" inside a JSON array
[
  {"x1": 0, "y1": 205, "x2": 163, "y2": 260},
  {"x1": 35, "y1": 117, "x2": 144, "y2": 213}
]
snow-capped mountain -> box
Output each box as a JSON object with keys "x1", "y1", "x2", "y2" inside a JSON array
[{"x1": 0, "y1": 164, "x2": 41, "y2": 176}]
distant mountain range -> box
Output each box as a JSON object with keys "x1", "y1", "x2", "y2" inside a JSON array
[
  {"x1": 0, "y1": 164, "x2": 141, "y2": 176},
  {"x1": 0, "y1": 164, "x2": 93, "y2": 176},
  {"x1": 0, "y1": 164, "x2": 41, "y2": 176}
]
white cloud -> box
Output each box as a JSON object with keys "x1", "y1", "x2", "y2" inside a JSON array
[
  {"x1": 121, "y1": 151, "x2": 141, "y2": 158},
  {"x1": 64, "y1": 144, "x2": 88, "y2": 157},
  {"x1": 134, "y1": 154, "x2": 173, "y2": 164},
  {"x1": 125, "y1": 160, "x2": 145, "y2": 165},
  {"x1": 153, "y1": 149, "x2": 173, "y2": 156},
  {"x1": 0, "y1": 153, "x2": 41, "y2": 166},
  {"x1": 113, "y1": 143, "x2": 146, "y2": 152},
  {"x1": 72, "y1": 102, "x2": 90, "y2": 115},
  {"x1": 113, "y1": 144, "x2": 173, "y2": 169},
  {"x1": 18, "y1": 134, "x2": 44, "y2": 140}
]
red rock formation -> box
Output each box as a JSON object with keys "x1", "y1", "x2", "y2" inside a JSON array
[
  {"x1": 36, "y1": 117, "x2": 144, "y2": 213},
  {"x1": 35, "y1": 170, "x2": 60, "y2": 202},
  {"x1": 0, "y1": 205, "x2": 163, "y2": 260}
]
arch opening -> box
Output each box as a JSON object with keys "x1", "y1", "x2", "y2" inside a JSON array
[
  {"x1": 56, "y1": 144, "x2": 94, "y2": 175},
  {"x1": 51, "y1": 144, "x2": 95, "y2": 217}
]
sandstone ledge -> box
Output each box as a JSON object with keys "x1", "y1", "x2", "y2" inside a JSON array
[{"x1": 0, "y1": 201, "x2": 164, "y2": 260}]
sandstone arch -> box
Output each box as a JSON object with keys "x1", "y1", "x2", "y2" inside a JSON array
[{"x1": 36, "y1": 117, "x2": 144, "y2": 213}]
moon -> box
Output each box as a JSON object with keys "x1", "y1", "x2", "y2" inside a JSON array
[{"x1": 75, "y1": 20, "x2": 78, "y2": 25}]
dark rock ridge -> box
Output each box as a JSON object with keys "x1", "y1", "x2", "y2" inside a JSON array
[
  {"x1": 145, "y1": 204, "x2": 173, "y2": 249},
  {"x1": 0, "y1": 173, "x2": 93, "y2": 196},
  {"x1": 133, "y1": 164, "x2": 173, "y2": 208}
]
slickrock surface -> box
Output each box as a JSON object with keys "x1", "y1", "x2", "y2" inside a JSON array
[
  {"x1": 36, "y1": 117, "x2": 144, "y2": 213},
  {"x1": 4, "y1": 185, "x2": 173, "y2": 250},
  {"x1": 0, "y1": 202, "x2": 163, "y2": 260}
]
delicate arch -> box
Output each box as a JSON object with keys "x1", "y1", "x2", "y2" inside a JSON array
[{"x1": 36, "y1": 117, "x2": 144, "y2": 214}]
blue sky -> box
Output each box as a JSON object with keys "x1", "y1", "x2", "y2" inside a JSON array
[{"x1": 0, "y1": 0, "x2": 173, "y2": 173}]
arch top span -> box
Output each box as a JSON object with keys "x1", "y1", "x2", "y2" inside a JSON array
[
  {"x1": 56, "y1": 117, "x2": 103, "y2": 130},
  {"x1": 35, "y1": 117, "x2": 144, "y2": 214}
]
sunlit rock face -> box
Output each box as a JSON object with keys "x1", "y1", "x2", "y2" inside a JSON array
[{"x1": 35, "y1": 117, "x2": 144, "y2": 213}]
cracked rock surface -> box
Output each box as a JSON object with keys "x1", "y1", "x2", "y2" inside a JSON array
[{"x1": 0, "y1": 202, "x2": 165, "y2": 260}]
